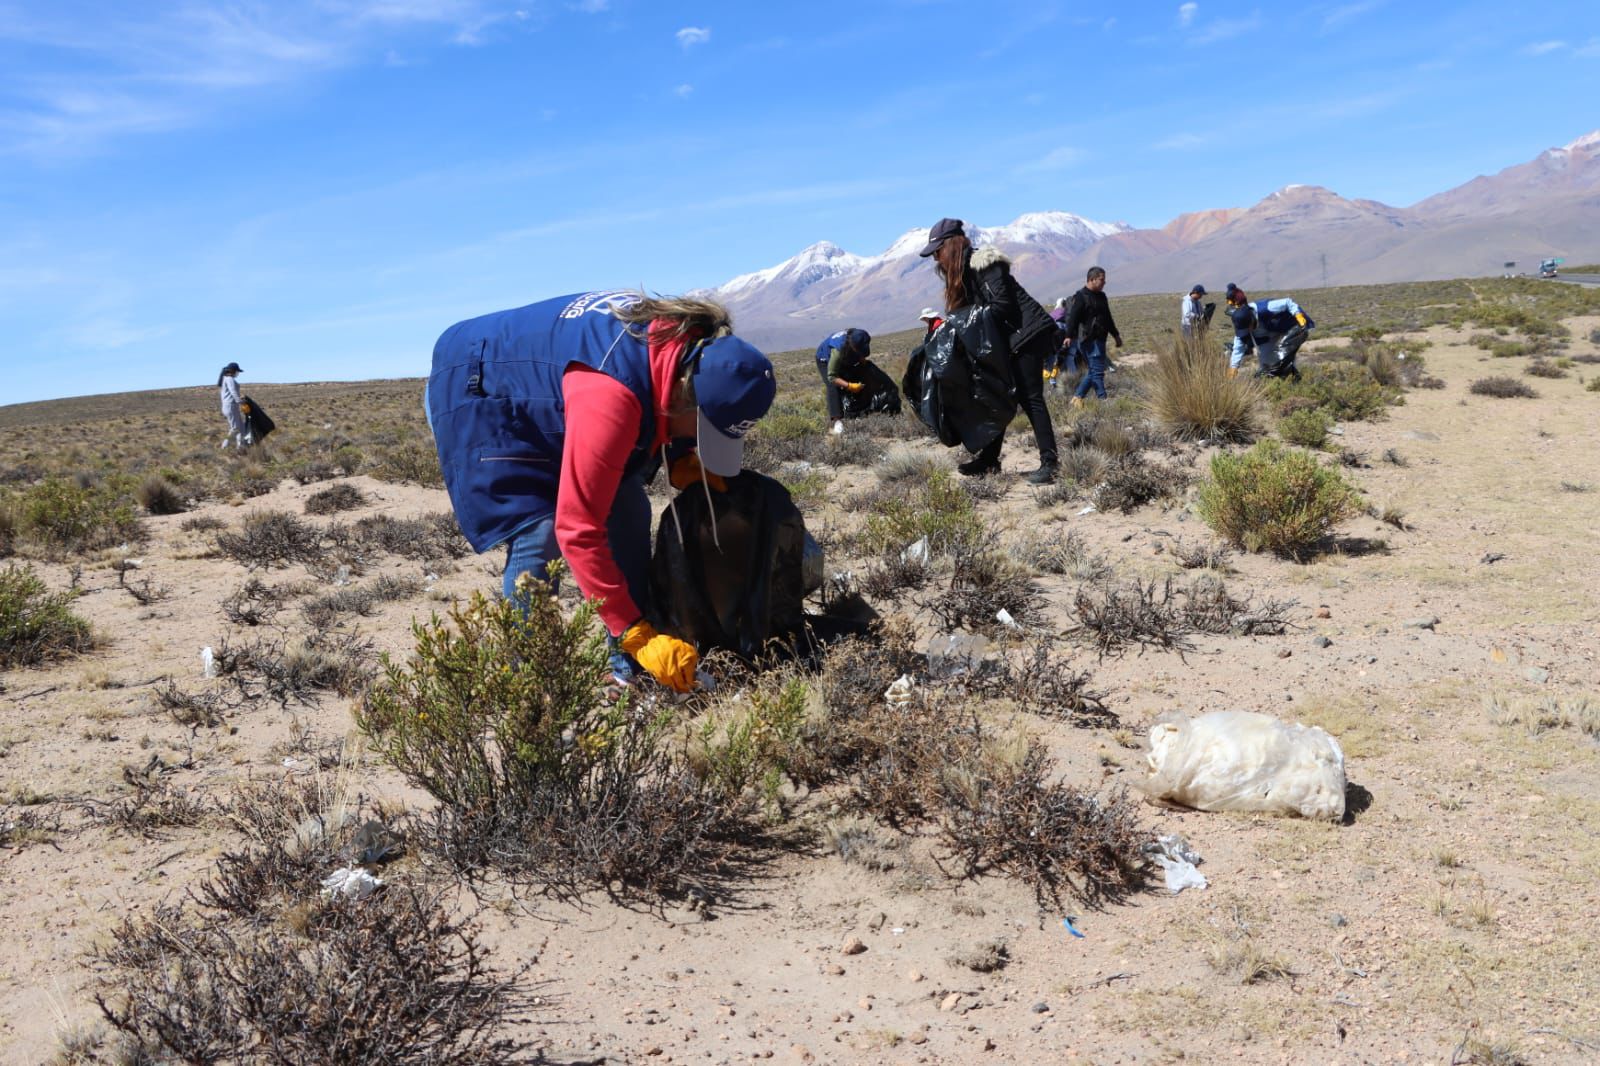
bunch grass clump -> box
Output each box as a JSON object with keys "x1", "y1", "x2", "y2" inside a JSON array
[
  {"x1": 136, "y1": 476, "x2": 186, "y2": 515},
  {"x1": 860, "y1": 469, "x2": 982, "y2": 557},
  {"x1": 1143, "y1": 330, "x2": 1261, "y2": 442},
  {"x1": 1197, "y1": 441, "x2": 1363, "y2": 560},
  {"x1": 304, "y1": 482, "x2": 368, "y2": 515},
  {"x1": 1469, "y1": 376, "x2": 1538, "y2": 399}
]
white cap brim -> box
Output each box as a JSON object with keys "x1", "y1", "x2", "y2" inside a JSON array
[{"x1": 696, "y1": 408, "x2": 745, "y2": 478}]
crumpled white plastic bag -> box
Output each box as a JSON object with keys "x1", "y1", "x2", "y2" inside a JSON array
[
  {"x1": 1140, "y1": 710, "x2": 1347, "y2": 821},
  {"x1": 1144, "y1": 834, "x2": 1207, "y2": 894},
  {"x1": 320, "y1": 866, "x2": 384, "y2": 900},
  {"x1": 884, "y1": 674, "x2": 915, "y2": 706}
]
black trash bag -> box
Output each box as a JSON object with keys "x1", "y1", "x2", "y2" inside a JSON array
[
  {"x1": 650, "y1": 471, "x2": 823, "y2": 658},
  {"x1": 241, "y1": 395, "x2": 276, "y2": 442},
  {"x1": 840, "y1": 360, "x2": 902, "y2": 417},
  {"x1": 902, "y1": 340, "x2": 960, "y2": 446},
  {"x1": 919, "y1": 305, "x2": 1016, "y2": 453}
]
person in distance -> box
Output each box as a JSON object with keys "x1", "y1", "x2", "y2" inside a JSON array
[
  {"x1": 1224, "y1": 283, "x2": 1313, "y2": 380},
  {"x1": 1061, "y1": 266, "x2": 1124, "y2": 408},
  {"x1": 815, "y1": 327, "x2": 873, "y2": 435}
]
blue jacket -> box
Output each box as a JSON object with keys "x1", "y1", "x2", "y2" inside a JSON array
[
  {"x1": 1230, "y1": 298, "x2": 1313, "y2": 363},
  {"x1": 815, "y1": 328, "x2": 870, "y2": 372},
  {"x1": 428, "y1": 291, "x2": 657, "y2": 552}
]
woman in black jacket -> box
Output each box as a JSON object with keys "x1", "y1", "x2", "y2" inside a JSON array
[{"x1": 918, "y1": 218, "x2": 1059, "y2": 482}]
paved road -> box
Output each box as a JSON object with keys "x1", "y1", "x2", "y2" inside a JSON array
[{"x1": 1550, "y1": 273, "x2": 1600, "y2": 287}]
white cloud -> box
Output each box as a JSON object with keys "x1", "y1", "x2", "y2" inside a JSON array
[
  {"x1": 1178, "y1": 3, "x2": 1198, "y2": 27},
  {"x1": 674, "y1": 83, "x2": 694, "y2": 98},
  {"x1": 1016, "y1": 146, "x2": 1085, "y2": 175},
  {"x1": 1520, "y1": 40, "x2": 1567, "y2": 56},
  {"x1": 1190, "y1": 13, "x2": 1260, "y2": 46},
  {"x1": 1577, "y1": 37, "x2": 1600, "y2": 58},
  {"x1": 675, "y1": 26, "x2": 711, "y2": 48},
  {"x1": 1154, "y1": 132, "x2": 1207, "y2": 150},
  {"x1": 1321, "y1": 1, "x2": 1382, "y2": 32}
]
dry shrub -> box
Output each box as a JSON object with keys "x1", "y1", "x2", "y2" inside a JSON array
[
  {"x1": 857, "y1": 550, "x2": 930, "y2": 602},
  {"x1": 1171, "y1": 537, "x2": 1233, "y2": 571},
  {"x1": 0, "y1": 564, "x2": 94, "y2": 668},
  {"x1": 1018, "y1": 528, "x2": 1110, "y2": 581},
  {"x1": 1092, "y1": 456, "x2": 1191, "y2": 514},
  {"x1": 1144, "y1": 329, "x2": 1262, "y2": 441},
  {"x1": 82, "y1": 779, "x2": 211, "y2": 839},
  {"x1": 1056, "y1": 444, "x2": 1107, "y2": 487},
  {"x1": 136, "y1": 476, "x2": 186, "y2": 515},
  {"x1": 302, "y1": 574, "x2": 423, "y2": 629},
  {"x1": 1069, "y1": 575, "x2": 1293, "y2": 657},
  {"x1": 874, "y1": 445, "x2": 942, "y2": 485},
  {"x1": 180, "y1": 514, "x2": 227, "y2": 533},
  {"x1": 304, "y1": 482, "x2": 368, "y2": 515},
  {"x1": 0, "y1": 506, "x2": 14, "y2": 558},
  {"x1": 1524, "y1": 359, "x2": 1567, "y2": 379},
  {"x1": 371, "y1": 441, "x2": 444, "y2": 488},
  {"x1": 354, "y1": 513, "x2": 471, "y2": 562},
  {"x1": 155, "y1": 682, "x2": 227, "y2": 728},
  {"x1": 215, "y1": 510, "x2": 327, "y2": 570},
  {"x1": 970, "y1": 641, "x2": 1113, "y2": 725},
  {"x1": 221, "y1": 578, "x2": 286, "y2": 626},
  {"x1": 922, "y1": 542, "x2": 1044, "y2": 634},
  {"x1": 216, "y1": 630, "x2": 375, "y2": 705},
  {"x1": 1470, "y1": 375, "x2": 1537, "y2": 398},
  {"x1": 1197, "y1": 441, "x2": 1363, "y2": 559}
]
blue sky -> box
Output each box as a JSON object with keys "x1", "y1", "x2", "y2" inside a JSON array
[{"x1": 1, "y1": 0, "x2": 1597, "y2": 404}]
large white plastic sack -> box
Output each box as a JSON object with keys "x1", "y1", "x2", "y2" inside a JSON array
[{"x1": 1141, "y1": 710, "x2": 1347, "y2": 821}]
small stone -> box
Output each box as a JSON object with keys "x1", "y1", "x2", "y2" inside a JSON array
[
  {"x1": 1404, "y1": 616, "x2": 1440, "y2": 630},
  {"x1": 1524, "y1": 666, "x2": 1550, "y2": 684},
  {"x1": 907, "y1": 1032, "x2": 928, "y2": 1046},
  {"x1": 645, "y1": 1047, "x2": 664, "y2": 1057},
  {"x1": 1329, "y1": 913, "x2": 1348, "y2": 928},
  {"x1": 825, "y1": 964, "x2": 845, "y2": 976},
  {"x1": 857, "y1": 996, "x2": 873, "y2": 1011},
  {"x1": 1277, "y1": 649, "x2": 1292, "y2": 659},
  {"x1": 840, "y1": 937, "x2": 867, "y2": 956},
  {"x1": 940, "y1": 992, "x2": 962, "y2": 1012},
  {"x1": 867, "y1": 912, "x2": 887, "y2": 932},
  {"x1": 1314, "y1": 607, "x2": 1331, "y2": 619},
  {"x1": 791, "y1": 1045, "x2": 814, "y2": 1063},
  {"x1": 1031, "y1": 1002, "x2": 1050, "y2": 1014},
  {"x1": 1313, "y1": 635, "x2": 1332, "y2": 648},
  {"x1": 907, "y1": 969, "x2": 925, "y2": 983}
]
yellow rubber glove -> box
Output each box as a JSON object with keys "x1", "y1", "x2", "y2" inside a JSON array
[
  {"x1": 1294, "y1": 313, "x2": 1308, "y2": 328},
  {"x1": 620, "y1": 621, "x2": 698, "y2": 692},
  {"x1": 668, "y1": 453, "x2": 728, "y2": 492},
  {"x1": 240, "y1": 401, "x2": 252, "y2": 416},
  {"x1": 843, "y1": 381, "x2": 865, "y2": 394}
]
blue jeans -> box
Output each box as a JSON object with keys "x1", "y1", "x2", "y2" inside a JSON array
[
  {"x1": 502, "y1": 471, "x2": 653, "y2": 682},
  {"x1": 1072, "y1": 340, "x2": 1108, "y2": 400}
]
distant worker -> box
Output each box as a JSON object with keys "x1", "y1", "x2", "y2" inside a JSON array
[
  {"x1": 1181, "y1": 284, "x2": 1214, "y2": 337},
  {"x1": 216, "y1": 361, "x2": 250, "y2": 449},
  {"x1": 918, "y1": 307, "x2": 944, "y2": 337},
  {"x1": 919, "y1": 217, "x2": 1060, "y2": 483},
  {"x1": 816, "y1": 327, "x2": 872, "y2": 435},
  {"x1": 428, "y1": 291, "x2": 777, "y2": 692},
  {"x1": 1061, "y1": 267, "x2": 1124, "y2": 408},
  {"x1": 1225, "y1": 283, "x2": 1312, "y2": 380}
]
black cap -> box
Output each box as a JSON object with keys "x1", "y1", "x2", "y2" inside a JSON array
[
  {"x1": 1190, "y1": 284, "x2": 1206, "y2": 296},
  {"x1": 222, "y1": 362, "x2": 242, "y2": 373},
  {"x1": 918, "y1": 218, "x2": 965, "y2": 257}
]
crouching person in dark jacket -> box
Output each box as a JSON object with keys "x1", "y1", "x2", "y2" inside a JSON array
[
  {"x1": 816, "y1": 328, "x2": 872, "y2": 434},
  {"x1": 428, "y1": 291, "x2": 777, "y2": 692},
  {"x1": 919, "y1": 218, "x2": 1060, "y2": 483}
]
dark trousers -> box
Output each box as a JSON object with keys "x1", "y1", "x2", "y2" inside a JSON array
[
  {"x1": 817, "y1": 361, "x2": 844, "y2": 420},
  {"x1": 1256, "y1": 330, "x2": 1308, "y2": 379},
  {"x1": 975, "y1": 335, "x2": 1059, "y2": 467}
]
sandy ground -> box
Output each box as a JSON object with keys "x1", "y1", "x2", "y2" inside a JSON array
[{"x1": 2, "y1": 321, "x2": 1599, "y2": 1064}]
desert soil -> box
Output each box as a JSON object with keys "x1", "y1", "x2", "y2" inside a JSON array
[{"x1": 2, "y1": 320, "x2": 1599, "y2": 1065}]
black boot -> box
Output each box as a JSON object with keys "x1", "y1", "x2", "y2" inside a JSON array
[
  {"x1": 1024, "y1": 461, "x2": 1059, "y2": 485},
  {"x1": 958, "y1": 455, "x2": 1000, "y2": 477}
]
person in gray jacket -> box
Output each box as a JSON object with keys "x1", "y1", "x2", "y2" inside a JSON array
[{"x1": 217, "y1": 361, "x2": 250, "y2": 449}]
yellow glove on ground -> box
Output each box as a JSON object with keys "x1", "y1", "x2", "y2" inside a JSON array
[
  {"x1": 668, "y1": 453, "x2": 728, "y2": 492},
  {"x1": 620, "y1": 621, "x2": 698, "y2": 692}
]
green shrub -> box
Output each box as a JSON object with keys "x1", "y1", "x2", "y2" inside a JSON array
[
  {"x1": 0, "y1": 564, "x2": 94, "y2": 668},
  {"x1": 15, "y1": 479, "x2": 142, "y2": 556},
  {"x1": 860, "y1": 469, "x2": 983, "y2": 555},
  {"x1": 1525, "y1": 360, "x2": 1567, "y2": 379},
  {"x1": 356, "y1": 579, "x2": 735, "y2": 897},
  {"x1": 1197, "y1": 441, "x2": 1363, "y2": 560},
  {"x1": 333, "y1": 444, "x2": 365, "y2": 475},
  {"x1": 1489, "y1": 340, "x2": 1528, "y2": 358},
  {"x1": 1268, "y1": 361, "x2": 1396, "y2": 422},
  {"x1": 370, "y1": 441, "x2": 443, "y2": 488},
  {"x1": 690, "y1": 670, "x2": 813, "y2": 813},
  {"x1": 0, "y1": 506, "x2": 14, "y2": 558},
  {"x1": 1588, "y1": 377, "x2": 1600, "y2": 393},
  {"x1": 1277, "y1": 408, "x2": 1331, "y2": 448}
]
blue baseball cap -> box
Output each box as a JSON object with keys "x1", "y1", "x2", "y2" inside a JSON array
[{"x1": 692, "y1": 335, "x2": 777, "y2": 477}]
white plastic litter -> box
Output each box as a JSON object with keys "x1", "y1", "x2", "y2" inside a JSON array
[
  {"x1": 201, "y1": 646, "x2": 217, "y2": 679},
  {"x1": 901, "y1": 537, "x2": 931, "y2": 566},
  {"x1": 321, "y1": 866, "x2": 384, "y2": 901},
  {"x1": 995, "y1": 608, "x2": 1018, "y2": 629},
  {"x1": 333, "y1": 564, "x2": 351, "y2": 586},
  {"x1": 926, "y1": 633, "x2": 989, "y2": 677},
  {"x1": 1140, "y1": 710, "x2": 1347, "y2": 821},
  {"x1": 884, "y1": 674, "x2": 915, "y2": 706},
  {"x1": 1144, "y1": 834, "x2": 1207, "y2": 894},
  {"x1": 1076, "y1": 505, "x2": 1097, "y2": 516}
]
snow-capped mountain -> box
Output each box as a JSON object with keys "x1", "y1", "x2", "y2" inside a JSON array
[{"x1": 705, "y1": 132, "x2": 1600, "y2": 353}]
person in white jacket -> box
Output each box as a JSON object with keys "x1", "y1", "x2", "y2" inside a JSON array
[
  {"x1": 217, "y1": 362, "x2": 251, "y2": 448},
  {"x1": 1180, "y1": 284, "x2": 1212, "y2": 337}
]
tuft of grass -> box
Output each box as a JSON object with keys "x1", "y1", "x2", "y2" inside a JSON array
[
  {"x1": 1197, "y1": 441, "x2": 1363, "y2": 560},
  {"x1": 1143, "y1": 329, "x2": 1262, "y2": 441},
  {"x1": 1469, "y1": 376, "x2": 1537, "y2": 398},
  {"x1": 136, "y1": 476, "x2": 186, "y2": 515},
  {"x1": 0, "y1": 564, "x2": 95, "y2": 668}
]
